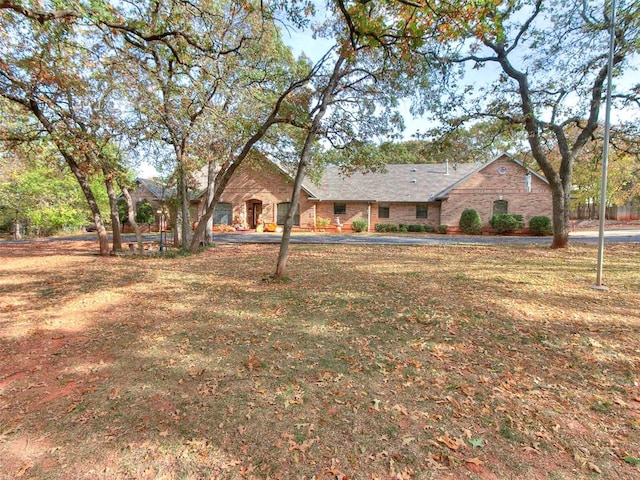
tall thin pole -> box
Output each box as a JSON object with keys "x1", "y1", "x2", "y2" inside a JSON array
[{"x1": 594, "y1": 0, "x2": 617, "y2": 289}]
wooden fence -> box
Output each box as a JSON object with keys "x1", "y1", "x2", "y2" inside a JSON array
[{"x1": 571, "y1": 204, "x2": 640, "y2": 221}]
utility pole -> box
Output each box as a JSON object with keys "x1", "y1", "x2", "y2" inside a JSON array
[{"x1": 593, "y1": 0, "x2": 617, "y2": 290}]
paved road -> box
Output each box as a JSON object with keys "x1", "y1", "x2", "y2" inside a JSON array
[
  {"x1": 209, "y1": 229, "x2": 640, "y2": 246},
  {"x1": 2, "y1": 229, "x2": 639, "y2": 247}
]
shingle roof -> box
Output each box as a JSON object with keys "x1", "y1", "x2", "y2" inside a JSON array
[
  {"x1": 307, "y1": 162, "x2": 481, "y2": 202},
  {"x1": 135, "y1": 178, "x2": 174, "y2": 200}
]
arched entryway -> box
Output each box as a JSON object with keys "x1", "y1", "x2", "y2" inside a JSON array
[{"x1": 246, "y1": 199, "x2": 263, "y2": 229}]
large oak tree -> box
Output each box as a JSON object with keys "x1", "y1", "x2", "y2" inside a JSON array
[
  {"x1": 0, "y1": 10, "x2": 119, "y2": 253},
  {"x1": 402, "y1": 0, "x2": 639, "y2": 247}
]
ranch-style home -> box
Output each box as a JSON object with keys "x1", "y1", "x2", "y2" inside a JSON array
[
  {"x1": 129, "y1": 178, "x2": 173, "y2": 210},
  {"x1": 187, "y1": 153, "x2": 553, "y2": 232}
]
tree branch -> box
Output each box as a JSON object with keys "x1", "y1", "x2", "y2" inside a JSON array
[{"x1": 0, "y1": 0, "x2": 78, "y2": 24}]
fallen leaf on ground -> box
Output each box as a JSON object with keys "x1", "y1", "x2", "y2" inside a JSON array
[
  {"x1": 437, "y1": 434, "x2": 466, "y2": 451},
  {"x1": 402, "y1": 436, "x2": 415, "y2": 446},
  {"x1": 468, "y1": 437, "x2": 484, "y2": 449},
  {"x1": 588, "y1": 462, "x2": 602, "y2": 474},
  {"x1": 14, "y1": 463, "x2": 34, "y2": 478}
]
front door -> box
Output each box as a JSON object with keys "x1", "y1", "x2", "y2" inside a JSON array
[{"x1": 247, "y1": 200, "x2": 263, "y2": 228}]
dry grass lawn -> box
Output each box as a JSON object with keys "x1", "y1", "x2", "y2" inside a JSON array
[{"x1": 0, "y1": 239, "x2": 639, "y2": 479}]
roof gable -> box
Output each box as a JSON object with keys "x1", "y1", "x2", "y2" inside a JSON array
[
  {"x1": 432, "y1": 153, "x2": 548, "y2": 200},
  {"x1": 135, "y1": 178, "x2": 174, "y2": 200},
  {"x1": 193, "y1": 156, "x2": 319, "y2": 200}
]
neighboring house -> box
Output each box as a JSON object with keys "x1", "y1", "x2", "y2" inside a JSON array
[
  {"x1": 190, "y1": 153, "x2": 552, "y2": 232},
  {"x1": 130, "y1": 178, "x2": 172, "y2": 211},
  {"x1": 123, "y1": 178, "x2": 174, "y2": 232}
]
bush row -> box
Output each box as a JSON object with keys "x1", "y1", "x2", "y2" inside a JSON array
[
  {"x1": 458, "y1": 209, "x2": 553, "y2": 235},
  {"x1": 374, "y1": 223, "x2": 448, "y2": 234}
]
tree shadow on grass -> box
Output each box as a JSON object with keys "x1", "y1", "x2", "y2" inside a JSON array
[{"x1": 1, "y1": 241, "x2": 639, "y2": 479}]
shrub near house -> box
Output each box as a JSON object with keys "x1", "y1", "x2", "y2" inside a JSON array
[
  {"x1": 316, "y1": 216, "x2": 331, "y2": 229},
  {"x1": 351, "y1": 218, "x2": 368, "y2": 232},
  {"x1": 459, "y1": 208, "x2": 482, "y2": 235},
  {"x1": 490, "y1": 214, "x2": 524, "y2": 234},
  {"x1": 529, "y1": 215, "x2": 553, "y2": 236}
]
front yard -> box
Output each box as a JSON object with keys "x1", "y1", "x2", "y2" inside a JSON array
[{"x1": 0, "y1": 240, "x2": 639, "y2": 479}]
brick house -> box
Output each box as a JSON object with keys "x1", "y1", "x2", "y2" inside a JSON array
[
  {"x1": 130, "y1": 178, "x2": 172, "y2": 211},
  {"x1": 193, "y1": 159, "x2": 318, "y2": 230},
  {"x1": 121, "y1": 178, "x2": 173, "y2": 232},
  {"x1": 193, "y1": 153, "x2": 552, "y2": 232}
]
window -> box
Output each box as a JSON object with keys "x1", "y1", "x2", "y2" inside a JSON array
[
  {"x1": 213, "y1": 202, "x2": 232, "y2": 225},
  {"x1": 333, "y1": 202, "x2": 346, "y2": 215},
  {"x1": 277, "y1": 202, "x2": 300, "y2": 225},
  {"x1": 378, "y1": 203, "x2": 390, "y2": 219},
  {"x1": 493, "y1": 200, "x2": 508, "y2": 215},
  {"x1": 416, "y1": 203, "x2": 428, "y2": 219}
]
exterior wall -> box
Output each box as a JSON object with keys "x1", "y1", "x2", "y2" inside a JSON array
[
  {"x1": 439, "y1": 156, "x2": 553, "y2": 227},
  {"x1": 314, "y1": 201, "x2": 369, "y2": 231},
  {"x1": 175, "y1": 155, "x2": 553, "y2": 233},
  {"x1": 372, "y1": 202, "x2": 441, "y2": 227},
  {"x1": 314, "y1": 201, "x2": 442, "y2": 231},
  {"x1": 201, "y1": 160, "x2": 315, "y2": 229}
]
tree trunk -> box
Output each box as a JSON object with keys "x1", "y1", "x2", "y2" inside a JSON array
[
  {"x1": 189, "y1": 177, "x2": 222, "y2": 252},
  {"x1": 186, "y1": 160, "x2": 245, "y2": 252},
  {"x1": 492, "y1": 47, "x2": 576, "y2": 250},
  {"x1": 174, "y1": 207, "x2": 183, "y2": 247},
  {"x1": 275, "y1": 162, "x2": 306, "y2": 279},
  {"x1": 275, "y1": 129, "x2": 320, "y2": 278},
  {"x1": 68, "y1": 163, "x2": 108, "y2": 255},
  {"x1": 105, "y1": 175, "x2": 122, "y2": 252},
  {"x1": 13, "y1": 219, "x2": 22, "y2": 240},
  {"x1": 204, "y1": 160, "x2": 216, "y2": 244},
  {"x1": 275, "y1": 54, "x2": 346, "y2": 278},
  {"x1": 188, "y1": 73, "x2": 315, "y2": 253},
  {"x1": 177, "y1": 165, "x2": 191, "y2": 249},
  {"x1": 550, "y1": 183, "x2": 570, "y2": 249},
  {"x1": 119, "y1": 184, "x2": 143, "y2": 252}
]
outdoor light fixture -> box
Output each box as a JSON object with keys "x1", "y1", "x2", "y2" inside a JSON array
[{"x1": 525, "y1": 172, "x2": 532, "y2": 193}]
